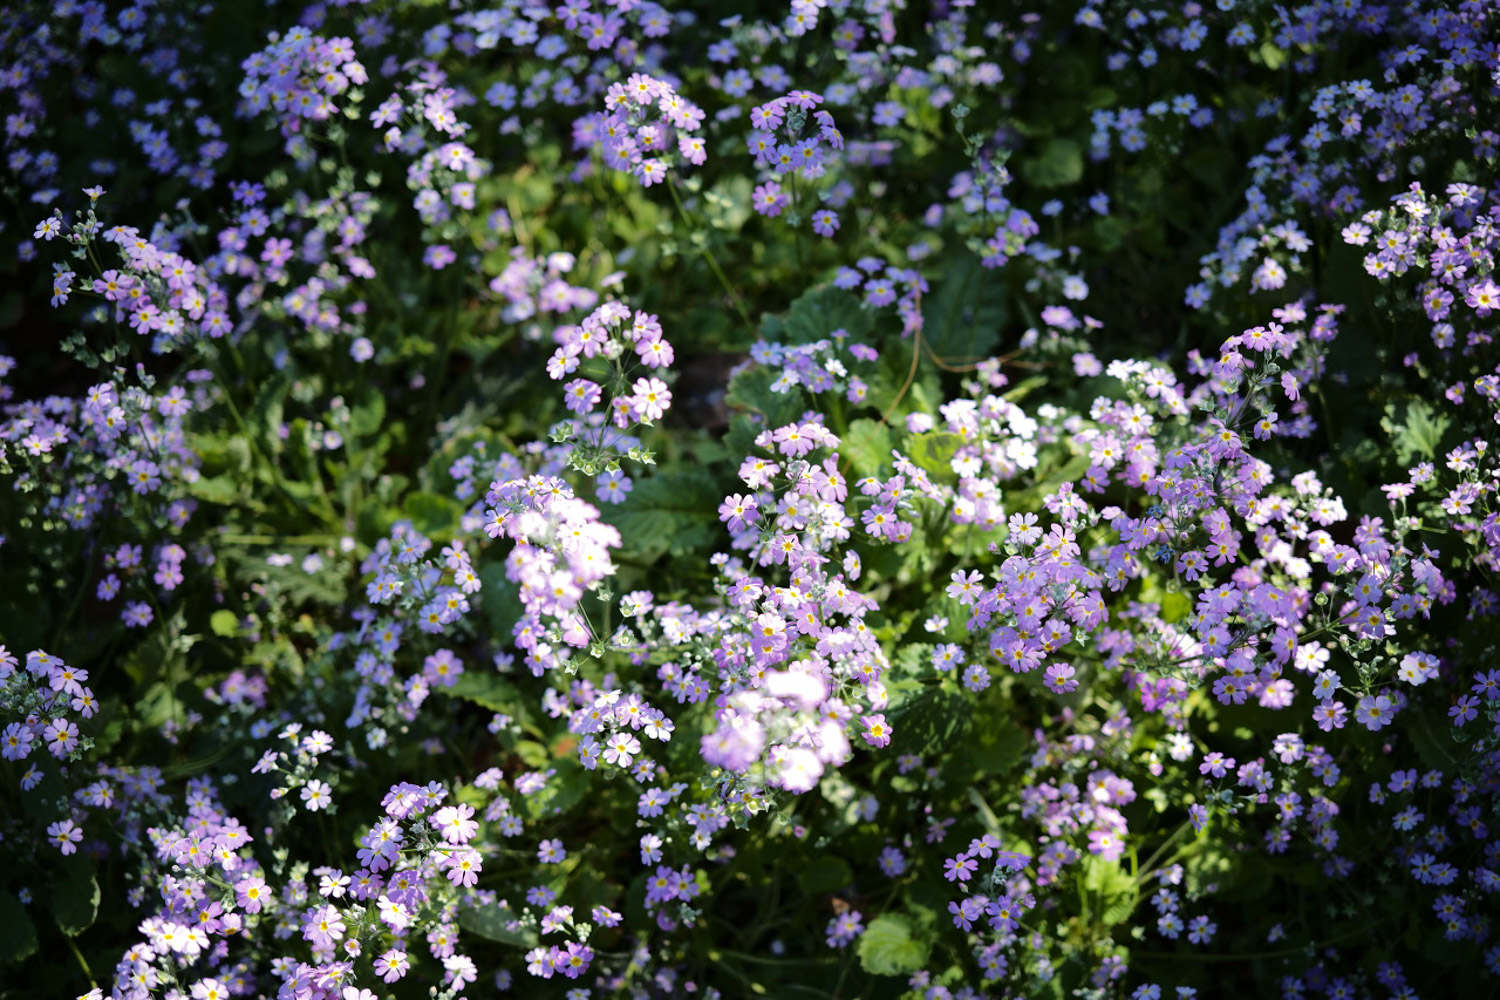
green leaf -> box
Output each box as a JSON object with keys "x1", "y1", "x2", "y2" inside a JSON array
[
  {"x1": 703, "y1": 175, "x2": 753, "y2": 233},
  {"x1": 442, "y1": 671, "x2": 524, "y2": 715},
  {"x1": 0, "y1": 892, "x2": 37, "y2": 963},
  {"x1": 858, "y1": 913, "x2": 929, "y2": 976},
  {"x1": 187, "y1": 474, "x2": 244, "y2": 506},
  {"x1": 759, "y1": 286, "x2": 873, "y2": 348},
  {"x1": 1258, "y1": 41, "x2": 1287, "y2": 70},
  {"x1": 724, "y1": 366, "x2": 806, "y2": 431},
  {"x1": 905, "y1": 431, "x2": 964, "y2": 483},
  {"x1": 348, "y1": 390, "x2": 386, "y2": 439},
  {"x1": 609, "y1": 467, "x2": 722, "y2": 560},
  {"x1": 891, "y1": 688, "x2": 970, "y2": 756},
  {"x1": 801, "y1": 856, "x2": 854, "y2": 895},
  {"x1": 1082, "y1": 856, "x2": 1138, "y2": 927},
  {"x1": 1021, "y1": 137, "x2": 1084, "y2": 188},
  {"x1": 52, "y1": 860, "x2": 99, "y2": 937},
  {"x1": 1380, "y1": 398, "x2": 1451, "y2": 467},
  {"x1": 479, "y1": 560, "x2": 523, "y2": 638},
  {"x1": 457, "y1": 902, "x2": 538, "y2": 948},
  {"x1": 922, "y1": 252, "x2": 1007, "y2": 365},
  {"x1": 209, "y1": 610, "x2": 240, "y2": 638},
  {"x1": 402, "y1": 491, "x2": 463, "y2": 538},
  {"x1": 525, "y1": 760, "x2": 590, "y2": 820},
  {"x1": 841, "y1": 419, "x2": 891, "y2": 479},
  {"x1": 1160, "y1": 591, "x2": 1191, "y2": 625},
  {"x1": 249, "y1": 374, "x2": 291, "y2": 456}
]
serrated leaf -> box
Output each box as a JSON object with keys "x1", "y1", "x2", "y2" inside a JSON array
[
  {"x1": 858, "y1": 914, "x2": 929, "y2": 976},
  {"x1": 1380, "y1": 398, "x2": 1451, "y2": 467},
  {"x1": 841, "y1": 419, "x2": 891, "y2": 478},
  {"x1": 905, "y1": 431, "x2": 963, "y2": 483},
  {"x1": 609, "y1": 467, "x2": 721, "y2": 559},
  {"x1": 923, "y1": 252, "x2": 1006, "y2": 366},
  {"x1": 761, "y1": 286, "x2": 873, "y2": 347},
  {"x1": 442, "y1": 670, "x2": 524, "y2": 715},
  {"x1": 457, "y1": 902, "x2": 538, "y2": 948}
]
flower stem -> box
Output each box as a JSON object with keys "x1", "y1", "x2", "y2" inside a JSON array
[{"x1": 666, "y1": 178, "x2": 757, "y2": 337}]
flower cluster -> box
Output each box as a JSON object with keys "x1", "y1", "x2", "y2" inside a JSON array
[
  {"x1": 240, "y1": 28, "x2": 368, "y2": 148},
  {"x1": 595, "y1": 74, "x2": 706, "y2": 187}
]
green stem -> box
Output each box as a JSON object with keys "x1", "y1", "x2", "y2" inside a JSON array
[
  {"x1": 1134, "y1": 818, "x2": 1194, "y2": 887},
  {"x1": 216, "y1": 532, "x2": 344, "y2": 547},
  {"x1": 666, "y1": 178, "x2": 756, "y2": 336},
  {"x1": 65, "y1": 932, "x2": 97, "y2": 989}
]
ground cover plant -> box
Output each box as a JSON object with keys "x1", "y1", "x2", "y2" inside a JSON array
[{"x1": 1, "y1": 0, "x2": 1498, "y2": 997}]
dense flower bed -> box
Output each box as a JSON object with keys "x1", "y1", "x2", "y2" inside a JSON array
[{"x1": 2, "y1": 0, "x2": 1498, "y2": 997}]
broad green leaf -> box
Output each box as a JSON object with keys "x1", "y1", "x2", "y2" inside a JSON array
[
  {"x1": 1083, "y1": 856, "x2": 1137, "y2": 927},
  {"x1": 348, "y1": 390, "x2": 386, "y2": 439},
  {"x1": 457, "y1": 902, "x2": 538, "y2": 948},
  {"x1": 759, "y1": 286, "x2": 873, "y2": 347},
  {"x1": 609, "y1": 467, "x2": 721, "y2": 559},
  {"x1": 52, "y1": 861, "x2": 99, "y2": 937},
  {"x1": 724, "y1": 365, "x2": 806, "y2": 431},
  {"x1": 210, "y1": 610, "x2": 240, "y2": 638},
  {"x1": 402, "y1": 491, "x2": 463, "y2": 538},
  {"x1": 801, "y1": 856, "x2": 854, "y2": 895},
  {"x1": 443, "y1": 671, "x2": 524, "y2": 715},
  {"x1": 187, "y1": 474, "x2": 243, "y2": 506},
  {"x1": 525, "y1": 760, "x2": 590, "y2": 820},
  {"x1": 1160, "y1": 591, "x2": 1191, "y2": 624},
  {"x1": 891, "y1": 688, "x2": 969, "y2": 756},
  {"x1": 905, "y1": 431, "x2": 964, "y2": 483},
  {"x1": 923, "y1": 252, "x2": 1006, "y2": 366},
  {"x1": 841, "y1": 419, "x2": 891, "y2": 479},
  {"x1": 0, "y1": 892, "x2": 37, "y2": 963},
  {"x1": 1380, "y1": 398, "x2": 1451, "y2": 467},
  {"x1": 858, "y1": 913, "x2": 929, "y2": 976},
  {"x1": 1021, "y1": 137, "x2": 1084, "y2": 188}
]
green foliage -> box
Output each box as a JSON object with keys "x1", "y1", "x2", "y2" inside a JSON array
[
  {"x1": 51, "y1": 859, "x2": 99, "y2": 937},
  {"x1": 610, "y1": 467, "x2": 723, "y2": 560},
  {"x1": 401, "y1": 490, "x2": 464, "y2": 539},
  {"x1": 858, "y1": 913, "x2": 929, "y2": 976},
  {"x1": 725, "y1": 366, "x2": 806, "y2": 431},
  {"x1": 0, "y1": 893, "x2": 37, "y2": 964},
  {"x1": 759, "y1": 286, "x2": 873, "y2": 348},
  {"x1": 922, "y1": 251, "x2": 1008, "y2": 366},
  {"x1": 1081, "y1": 856, "x2": 1137, "y2": 928},
  {"x1": 457, "y1": 903, "x2": 539, "y2": 949},
  {"x1": 1380, "y1": 397, "x2": 1452, "y2": 467},
  {"x1": 1021, "y1": 137, "x2": 1085, "y2": 189},
  {"x1": 904, "y1": 431, "x2": 964, "y2": 483},
  {"x1": 841, "y1": 418, "x2": 892, "y2": 478}
]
